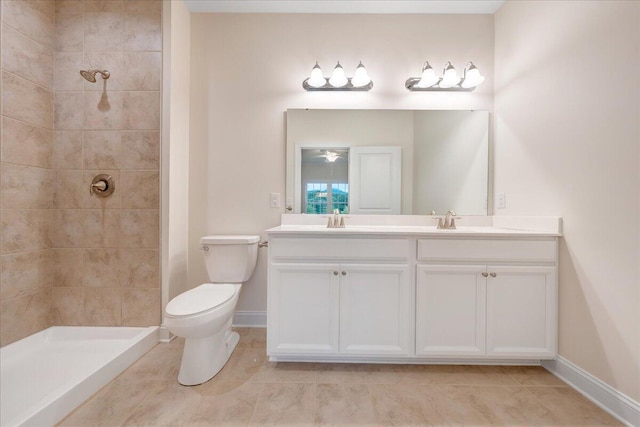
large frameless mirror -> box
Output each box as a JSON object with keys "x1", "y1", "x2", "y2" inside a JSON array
[{"x1": 286, "y1": 109, "x2": 490, "y2": 215}]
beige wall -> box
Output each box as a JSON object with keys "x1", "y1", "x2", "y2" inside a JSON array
[
  {"x1": 495, "y1": 0, "x2": 640, "y2": 400},
  {"x1": 164, "y1": 0, "x2": 191, "y2": 308},
  {"x1": 0, "y1": 0, "x2": 56, "y2": 346},
  {"x1": 0, "y1": 0, "x2": 163, "y2": 346},
  {"x1": 190, "y1": 13, "x2": 494, "y2": 312}
]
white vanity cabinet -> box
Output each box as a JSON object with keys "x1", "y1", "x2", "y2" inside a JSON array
[
  {"x1": 267, "y1": 237, "x2": 412, "y2": 357},
  {"x1": 416, "y1": 238, "x2": 557, "y2": 360},
  {"x1": 267, "y1": 226, "x2": 559, "y2": 363}
]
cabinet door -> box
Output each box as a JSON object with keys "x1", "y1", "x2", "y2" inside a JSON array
[
  {"x1": 486, "y1": 266, "x2": 556, "y2": 358},
  {"x1": 416, "y1": 265, "x2": 486, "y2": 356},
  {"x1": 268, "y1": 263, "x2": 340, "y2": 354},
  {"x1": 339, "y1": 264, "x2": 411, "y2": 355}
]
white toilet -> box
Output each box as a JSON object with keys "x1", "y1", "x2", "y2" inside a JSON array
[{"x1": 164, "y1": 235, "x2": 259, "y2": 385}]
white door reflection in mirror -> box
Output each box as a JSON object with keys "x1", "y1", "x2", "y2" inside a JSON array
[{"x1": 349, "y1": 146, "x2": 401, "y2": 214}]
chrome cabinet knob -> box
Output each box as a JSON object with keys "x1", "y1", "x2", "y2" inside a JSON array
[
  {"x1": 490, "y1": 272, "x2": 497, "y2": 278},
  {"x1": 341, "y1": 271, "x2": 347, "y2": 276},
  {"x1": 333, "y1": 271, "x2": 339, "y2": 276},
  {"x1": 481, "y1": 272, "x2": 488, "y2": 278}
]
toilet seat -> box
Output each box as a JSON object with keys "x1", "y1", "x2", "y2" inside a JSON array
[{"x1": 166, "y1": 284, "x2": 236, "y2": 318}]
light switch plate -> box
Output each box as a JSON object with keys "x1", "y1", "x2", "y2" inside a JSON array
[
  {"x1": 270, "y1": 192, "x2": 281, "y2": 208},
  {"x1": 497, "y1": 192, "x2": 506, "y2": 209}
]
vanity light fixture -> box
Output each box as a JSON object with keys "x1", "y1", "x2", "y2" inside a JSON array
[
  {"x1": 405, "y1": 61, "x2": 485, "y2": 91},
  {"x1": 303, "y1": 61, "x2": 373, "y2": 91}
]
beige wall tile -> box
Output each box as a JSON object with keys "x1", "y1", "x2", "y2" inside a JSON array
[
  {"x1": 120, "y1": 130, "x2": 159, "y2": 170},
  {"x1": 83, "y1": 287, "x2": 121, "y2": 325},
  {"x1": 83, "y1": 52, "x2": 123, "y2": 91},
  {"x1": 120, "y1": 171, "x2": 158, "y2": 209},
  {"x1": 1, "y1": 209, "x2": 52, "y2": 254},
  {"x1": 84, "y1": 131, "x2": 121, "y2": 169},
  {"x1": 122, "y1": 288, "x2": 159, "y2": 326},
  {"x1": 0, "y1": 249, "x2": 53, "y2": 301},
  {"x1": 55, "y1": 92, "x2": 84, "y2": 130},
  {"x1": 123, "y1": 11, "x2": 161, "y2": 51},
  {"x1": 121, "y1": 52, "x2": 161, "y2": 91},
  {"x1": 52, "y1": 287, "x2": 84, "y2": 325},
  {"x1": 53, "y1": 248, "x2": 84, "y2": 287},
  {"x1": 55, "y1": 1, "x2": 84, "y2": 52},
  {"x1": 2, "y1": 118, "x2": 53, "y2": 168},
  {"x1": 55, "y1": 52, "x2": 84, "y2": 91},
  {"x1": 83, "y1": 209, "x2": 120, "y2": 247},
  {"x1": 83, "y1": 248, "x2": 121, "y2": 287},
  {"x1": 122, "y1": 92, "x2": 159, "y2": 130},
  {"x1": 121, "y1": 249, "x2": 158, "y2": 288},
  {"x1": 85, "y1": 0, "x2": 124, "y2": 13},
  {"x1": 2, "y1": 24, "x2": 54, "y2": 89},
  {"x1": 120, "y1": 209, "x2": 159, "y2": 248},
  {"x1": 83, "y1": 91, "x2": 123, "y2": 130},
  {"x1": 53, "y1": 131, "x2": 83, "y2": 169},
  {"x1": 2, "y1": 72, "x2": 54, "y2": 129},
  {"x1": 82, "y1": 170, "x2": 121, "y2": 209},
  {"x1": 50, "y1": 209, "x2": 84, "y2": 248},
  {"x1": 0, "y1": 288, "x2": 51, "y2": 346},
  {"x1": 54, "y1": 170, "x2": 84, "y2": 208},
  {"x1": 85, "y1": 12, "x2": 123, "y2": 52},
  {"x1": 1, "y1": 163, "x2": 55, "y2": 209},
  {"x1": 124, "y1": 0, "x2": 162, "y2": 15},
  {"x1": 2, "y1": 1, "x2": 55, "y2": 48}
]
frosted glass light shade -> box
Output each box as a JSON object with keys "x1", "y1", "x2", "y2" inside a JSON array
[
  {"x1": 461, "y1": 63, "x2": 485, "y2": 88},
  {"x1": 328, "y1": 62, "x2": 348, "y2": 88},
  {"x1": 351, "y1": 62, "x2": 371, "y2": 87},
  {"x1": 307, "y1": 62, "x2": 326, "y2": 88},
  {"x1": 414, "y1": 62, "x2": 439, "y2": 88},
  {"x1": 439, "y1": 62, "x2": 460, "y2": 88}
]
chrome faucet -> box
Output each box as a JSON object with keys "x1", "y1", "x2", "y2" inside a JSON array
[
  {"x1": 431, "y1": 210, "x2": 458, "y2": 229},
  {"x1": 326, "y1": 209, "x2": 346, "y2": 228}
]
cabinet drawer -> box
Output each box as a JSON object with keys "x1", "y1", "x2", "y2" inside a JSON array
[
  {"x1": 417, "y1": 238, "x2": 557, "y2": 263},
  {"x1": 270, "y1": 237, "x2": 410, "y2": 261}
]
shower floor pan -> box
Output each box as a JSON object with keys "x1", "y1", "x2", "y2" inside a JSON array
[{"x1": 0, "y1": 326, "x2": 158, "y2": 427}]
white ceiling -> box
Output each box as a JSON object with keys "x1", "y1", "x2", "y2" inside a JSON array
[{"x1": 184, "y1": 0, "x2": 506, "y2": 14}]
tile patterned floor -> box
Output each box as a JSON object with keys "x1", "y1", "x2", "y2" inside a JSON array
[{"x1": 57, "y1": 328, "x2": 622, "y2": 426}]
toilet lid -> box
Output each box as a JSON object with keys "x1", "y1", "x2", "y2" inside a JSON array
[{"x1": 166, "y1": 284, "x2": 236, "y2": 317}]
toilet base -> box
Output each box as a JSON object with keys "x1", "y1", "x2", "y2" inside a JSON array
[{"x1": 177, "y1": 326, "x2": 240, "y2": 386}]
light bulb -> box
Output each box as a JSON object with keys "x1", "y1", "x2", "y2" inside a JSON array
[
  {"x1": 414, "y1": 62, "x2": 439, "y2": 88},
  {"x1": 307, "y1": 62, "x2": 326, "y2": 88},
  {"x1": 461, "y1": 63, "x2": 485, "y2": 88},
  {"x1": 351, "y1": 61, "x2": 371, "y2": 87},
  {"x1": 439, "y1": 62, "x2": 461, "y2": 88},
  {"x1": 324, "y1": 151, "x2": 339, "y2": 162},
  {"x1": 328, "y1": 62, "x2": 348, "y2": 88}
]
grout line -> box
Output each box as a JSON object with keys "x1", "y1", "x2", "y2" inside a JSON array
[
  {"x1": 1, "y1": 21, "x2": 55, "y2": 53},
  {"x1": 1, "y1": 115, "x2": 53, "y2": 133},
  {"x1": 1, "y1": 68, "x2": 55, "y2": 94}
]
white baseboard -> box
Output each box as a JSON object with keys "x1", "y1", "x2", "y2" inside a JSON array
[
  {"x1": 543, "y1": 356, "x2": 640, "y2": 427},
  {"x1": 157, "y1": 325, "x2": 174, "y2": 343},
  {"x1": 233, "y1": 310, "x2": 267, "y2": 327}
]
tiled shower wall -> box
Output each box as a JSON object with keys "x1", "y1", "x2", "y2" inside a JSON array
[
  {"x1": 1, "y1": 0, "x2": 56, "y2": 346},
  {"x1": 0, "y1": 0, "x2": 162, "y2": 346}
]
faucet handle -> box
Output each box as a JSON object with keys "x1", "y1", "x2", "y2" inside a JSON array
[
  {"x1": 436, "y1": 218, "x2": 444, "y2": 229},
  {"x1": 430, "y1": 210, "x2": 436, "y2": 215}
]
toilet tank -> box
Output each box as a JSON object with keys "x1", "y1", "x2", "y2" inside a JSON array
[{"x1": 200, "y1": 235, "x2": 260, "y2": 283}]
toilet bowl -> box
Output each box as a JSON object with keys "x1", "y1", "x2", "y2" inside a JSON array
[{"x1": 164, "y1": 235, "x2": 259, "y2": 386}]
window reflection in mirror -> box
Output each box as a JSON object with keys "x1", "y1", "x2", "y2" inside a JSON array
[{"x1": 301, "y1": 148, "x2": 349, "y2": 214}]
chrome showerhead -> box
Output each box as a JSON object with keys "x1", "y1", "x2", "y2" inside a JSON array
[{"x1": 80, "y1": 69, "x2": 110, "y2": 83}]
